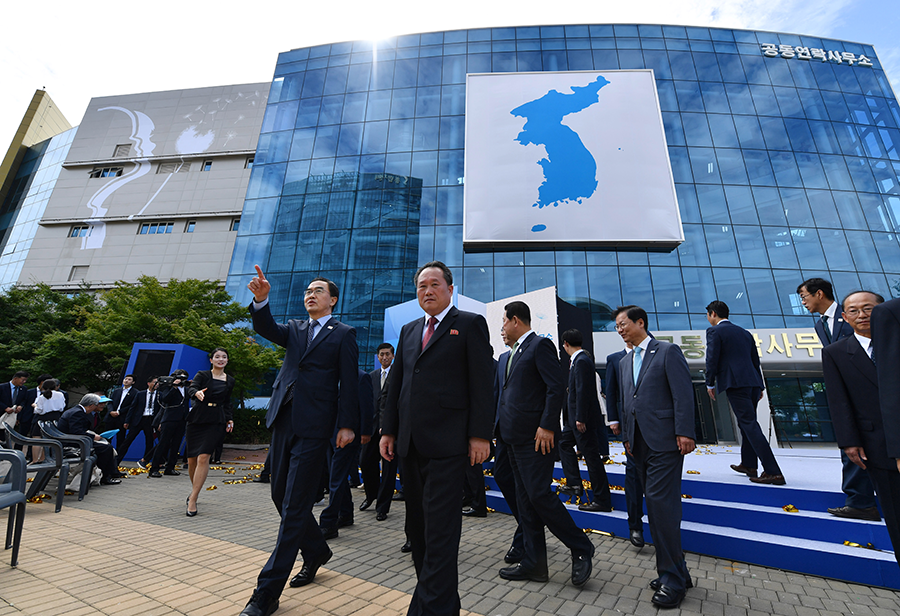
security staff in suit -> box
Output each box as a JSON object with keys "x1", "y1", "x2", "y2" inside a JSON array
[
  {"x1": 319, "y1": 369, "x2": 373, "y2": 536},
  {"x1": 241, "y1": 266, "x2": 359, "y2": 616},
  {"x1": 149, "y1": 371, "x2": 189, "y2": 477},
  {"x1": 824, "y1": 291, "x2": 900, "y2": 566},
  {"x1": 561, "y1": 329, "x2": 613, "y2": 513},
  {"x1": 495, "y1": 302, "x2": 595, "y2": 587},
  {"x1": 359, "y1": 343, "x2": 398, "y2": 520},
  {"x1": 873, "y1": 297, "x2": 900, "y2": 475},
  {"x1": 118, "y1": 376, "x2": 159, "y2": 464},
  {"x1": 705, "y1": 301, "x2": 785, "y2": 485},
  {"x1": 104, "y1": 375, "x2": 137, "y2": 453},
  {"x1": 615, "y1": 305, "x2": 695, "y2": 609},
  {"x1": 380, "y1": 261, "x2": 494, "y2": 616},
  {"x1": 799, "y1": 277, "x2": 879, "y2": 520},
  {"x1": 0, "y1": 371, "x2": 29, "y2": 436},
  {"x1": 605, "y1": 346, "x2": 646, "y2": 548}
]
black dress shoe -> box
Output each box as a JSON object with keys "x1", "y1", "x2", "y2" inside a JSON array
[
  {"x1": 392, "y1": 491, "x2": 405, "y2": 501},
  {"x1": 499, "y1": 563, "x2": 549, "y2": 582},
  {"x1": 577, "y1": 501, "x2": 612, "y2": 512},
  {"x1": 337, "y1": 516, "x2": 354, "y2": 528},
  {"x1": 320, "y1": 526, "x2": 338, "y2": 540},
  {"x1": 376, "y1": 512, "x2": 387, "y2": 521},
  {"x1": 148, "y1": 471, "x2": 162, "y2": 478},
  {"x1": 239, "y1": 588, "x2": 279, "y2": 616},
  {"x1": 100, "y1": 477, "x2": 122, "y2": 485},
  {"x1": 826, "y1": 505, "x2": 881, "y2": 521},
  {"x1": 253, "y1": 476, "x2": 270, "y2": 483},
  {"x1": 730, "y1": 464, "x2": 758, "y2": 478},
  {"x1": 651, "y1": 584, "x2": 686, "y2": 609},
  {"x1": 558, "y1": 485, "x2": 583, "y2": 497},
  {"x1": 289, "y1": 548, "x2": 332, "y2": 587},
  {"x1": 164, "y1": 470, "x2": 181, "y2": 476},
  {"x1": 630, "y1": 529, "x2": 645, "y2": 548},
  {"x1": 650, "y1": 577, "x2": 693, "y2": 591},
  {"x1": 504, "y1": 546, "x2": 524, "y2": 564},
  {"x1": 400, "y1": 539, "x2": 412, "y2": 553},
  {"x1": 571, "y1": 551, "x2": 593, "y2": 587},
  {"x1": 359, "y1": 499, "x2": 373, "y2": 511},
  {"x1": 462, "y1": 506, "x2": 487, "y2": 517},
  {"x1": 748, "y1": 472, "x2": 786, "y2": 485}
]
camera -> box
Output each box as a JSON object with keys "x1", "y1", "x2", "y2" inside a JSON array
[{"x1": 158, "y1": 370, "x2": 190, "y2": 388}]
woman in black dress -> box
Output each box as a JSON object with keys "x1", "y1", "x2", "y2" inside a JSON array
[{"x1": 185, "y1": 347, "x2": 235, "y2": 516}]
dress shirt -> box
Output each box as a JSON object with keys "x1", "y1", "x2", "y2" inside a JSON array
[
  {"x1": 421, "y1": 303, "x2": 453, "y2": 342},
  {"x1": 853, "y1": 332, "x2": 874, "y2": 361},
  {"x1": 822, "y1": 301, "x2": 838, "y2": 337},
  {"x1": 380, "y1": 367, "x2": 390, "y2": 388},
  {"x1": 144, "y1": 390, "x2": 156, "y2": 416},
  {"x1": 116, "y1": 387, "x2": 132, "y2": 412}
]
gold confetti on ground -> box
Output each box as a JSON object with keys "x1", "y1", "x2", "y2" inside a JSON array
[
  {"x1": 225, "y1": 469, "x2": 236, "y2": 475},
  {"x1": 783, "y1": 504, "x2": 799, "y2": 512},
  {"x1": 583, "y1": 529, "x2": 614, "y2": 537},
  {"x1": 609, "y1": 485, "x2": 624, "y2": 491},
  {"x1": 206, "y1": 485, "x2": 217, "y2": 490},
  {"x1": 27, "y1": 494, "x2": 52, "y2": 504},
  {"x1": 681, "y1": 494, "x2": 692, "y2": 499},
  {"x1": 235, "y1": 456, "x2": 246, "y2": 459},
  {"x1": 687, "y1": 470, "x2": 700, "y2": 474},
  {"x1": 844, "y1": 540, "x2": 878, "y2": 550}
]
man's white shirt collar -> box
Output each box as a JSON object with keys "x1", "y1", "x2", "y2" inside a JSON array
[
  {"x1": 424, "y1": 303, "x2": 453, "y2": 328},
  {"x1": 854, "y1": 332, "x2": 873, "y2": 358},
  {"x1": 823, "y1": 302, "x2": 838, "y2": 335}
]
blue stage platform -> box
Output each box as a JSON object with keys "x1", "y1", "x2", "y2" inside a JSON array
[{"x1": 484, "y1": 443, "x2": 899, "y2": 590}]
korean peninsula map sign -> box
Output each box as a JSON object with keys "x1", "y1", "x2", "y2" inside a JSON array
[{"x1": 464, "y1": 70, "x2": 683, "y2": 247}]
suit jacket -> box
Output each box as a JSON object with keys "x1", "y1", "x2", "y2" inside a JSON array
[
  {"x1": 153, "y1": 385, "x2": 189, "y2": 427},
  {"x1": 58, "y1": 405, "x2": 94, "y2": 436},
  {"x1": 604, "y1": 350, "x2": 627, "y2": 424},
  {"x1": 368, "y1": 367, "x2": 392, "y2": 433},
  {"x1": 872, "y1": 298, "x2": 900, "y2": 459},
  {"x1": 822, "y1": 334, "x2": 894, "y2": 470},
  {"x1": 0, "y1": 382, "x2": 27, "y2": 427},
  {"x1": 815, "y1": 308, "x2": 854, "y2": 347},
  {"x1": 618, "y1": 339, "x2": 695, "y2": 452},
  {"x1": 126, "y1": 389, "x2": 160, "y2": 427},
  {"x1": 494, "y1": 332, "x2": 564, "y2": 445},
  {"x1": 568, "y1": 350, "x2": 602, "y2": 427},
  {"x1": 187, "y1": 371, "x2": 236, "y2": 425},
  {"x1": 705, "y1": 320, "x2": 765, "y2": 392},
  {"x1": 383, "y1": 306, "x2": 494, "y2": 458},
  {"x1": 357, "y1": 369, "x2": 375, "y2": 438},
  {"x1": 104, "y1": 386, "x2": 137, "y2": 425},
  {"x1": 250, "y1": 302, "x2": 359, "y2": 439}
]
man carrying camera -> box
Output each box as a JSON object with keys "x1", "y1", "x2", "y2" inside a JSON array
[{"x1": 148, "y1": 369, "x2": 190, "y2": 478}]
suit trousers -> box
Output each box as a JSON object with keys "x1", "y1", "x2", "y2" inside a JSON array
[
  {"x1": 841, "y1": 452, "x2": 878, "y2": 509},
  {"x1": 402, "y1": 440, "x2": 466, "y2": 616},
  {"x1": 866, "y1": 466, "x2": 900, "y2": 567},
  {"x1": 359, "y1": 437, "x2": 382, "y2": 503},
  {"x1": 558, "y1": 427, "x2": 581, "y2": 492},
  {"x1": 94, "y1": 441, "x2": 119, "y2": 478},
  {"x1": 559, "y1": 425, "x2": 612, "y2": 508},
  {"x1": 492, "y1": 437, "x2": 524, "y2": 553},
  {"x1": 320, "y1": 440, "x2": 360, "y2": 528},
  {"x1": 728, "y1": 387, "x2": 782, "y2": 476},
  {"x1": 375, "y1": 454, "x2": 399, "y2": 515},
  {"x1": 118, "y1": 416, "x2": 155, "y2": 463},
  {"x1": 257, "y1": 407, "x2": 331, "y2": 598},
  {"x1": 151, "y1": 421, "x2": 185, "y2": 473},
  {"x1": 463, "y1": 461, "x2": 486, "y2": 514},
  {"x1": 631, "y1": 421, "x2": 689, "y2": 591},
  {"x1": 624, "y1": 450, "x2": 645, "y2": 531},
  {"x1": 508, "y1": 441, "x2": 594, "y2": 575}
]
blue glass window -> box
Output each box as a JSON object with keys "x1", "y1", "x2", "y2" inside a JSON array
[
  {"x1": 762, "y1": 226, "x2": 799, "y2": 269},
  {"x1": 753, "y1": 186, "x2": 788, "y2": 225},
  {"x1": 708, "y1": 115, "x2": 739, "y2": 148},
  {"x1": 705, "y1": 224, "x2": 740, "y2": 267},
  {"x1": 650, "y1": 267, "x2": 687, "y2": 313},
  {"x1": 681, "y1": 113, "x2": 712, "y2": 146},
  {"x1": 712, "y1": 268, "x2": 750, "y2": 313},
  {"x1": 495, "y1": 266, "x2": 525, "y2": 298},
  {"x1": 668, "y1": 52, "x2": 698, "y2": 80},
  {"x1": 743, "y1": 150, "x2": 776, "y2": 186},
  {"x1": 744, "y1": 269, "x2": 781, "y2": 315},
  {"x1": 724, "y1": 186, "x2": 758, "y2": 224},
  {"x1": 390, "y1": 88, "x2": 416, "y2": 119},
  {"x1": 700, "y1": 82, "x2": 730, "y2": 113},
  {"x1": 678, "y1": 224, "x2": 710, "y2": 266},
  {"x1": 688, "y1": 148, "x2": 721, "y2": 184},
  {"x1": 619, "y1": 266, "x2": 655, "y2": 310}
]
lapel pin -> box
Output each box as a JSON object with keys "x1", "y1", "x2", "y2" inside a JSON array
[
  {"x1": 327, "y1": 325, "x2": 334, "y2": 329},
  {"x1": 450, "y1": 329, "x2": 459, "y2": 335}
]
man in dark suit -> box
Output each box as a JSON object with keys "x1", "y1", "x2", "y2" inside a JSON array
[
  {"x1": 148, "y1": 371, "x2": 189, "y2": 477},
  {"x1": 561, "y1": 329, "x2": 612, "y2": 513},
  {"x1": 495, "y1": 302, "x2": 595, "y2": 587},
  {"x1": 705, "y1": 301, "x2": 785, "y2": 485},
  {"x1": 104, "y1": 374, "x2": 137, "y2": 453},
  {"x1": 799, "y1": 277, "x2": 879, "y2": 520},
  {"x1": 615, "y1": 305, "x2": 695, "y2": 609},
  {"x1": 0, "y1": 371, "x2": 29, "y2": 436},
  {"x1": 605, "y1": 345, "x2": 646, "y2": 548},
  {"x1": 823, "y1": 290, "x2": 900, "y2": 566},
  {"x1": 359, "y1": 343, "x2": 398, "y2": 520},
  {"x1": 319, "y1": 369, "x2": 373, "y2": 536},
  {"x1": 873, "y1": 297, "x2": 900, "y2": 476},
  {"x1": 240, "y1": 266, "x2": 358, "y2": 616},
  {"x1": 380, "y1": 261, "x2": 494, "y2": 616},
  {"x1": 118, "y1": 376, "x2": 159, "y2": 464},
  {"x1": 58, "y1": 393, "x2": 122, "y2": 485}
]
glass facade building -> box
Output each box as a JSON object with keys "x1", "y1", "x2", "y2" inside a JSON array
[{"x1": 225, "y1": 25, "x2": 900, "y2": 442}]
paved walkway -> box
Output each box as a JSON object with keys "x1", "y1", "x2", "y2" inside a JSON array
[{"x1": 1, "y1": 449, "x2": 899, "y2": 616}]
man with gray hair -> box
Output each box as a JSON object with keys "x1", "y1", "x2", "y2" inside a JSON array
[{"x1": 58, "y1": 394, "x2": 123, "y2": 485}]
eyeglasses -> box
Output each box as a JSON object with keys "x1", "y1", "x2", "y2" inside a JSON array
[
  {"x1": 844, "y1": 306, "x2": 875, "y2": 317},
  {"x1": 304, "y1": 287, "x2": 329, "y2": 297}
]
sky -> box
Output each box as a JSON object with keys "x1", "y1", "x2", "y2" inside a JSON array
[{"x1": 2, "y1": 0, "x2": 898, "y2": 153}]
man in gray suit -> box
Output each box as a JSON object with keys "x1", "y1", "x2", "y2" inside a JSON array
[{"x1": 615, "y1": 305, "x2": 695, "y2": 609}]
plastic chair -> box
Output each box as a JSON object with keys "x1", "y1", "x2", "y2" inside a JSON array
[
  {"x1": 3, "y1": 426, "x2": 68, "y2": 513},
  {"x1": 40, "y1": 422, "x2": 96, "y2": 501},
  {"x1": 0, "y1": 448, "x2": 27, "y2": 566}
]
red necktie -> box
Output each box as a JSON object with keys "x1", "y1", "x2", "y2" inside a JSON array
[{"x1": 422, "y1": 317, "x2": 437, "y2": 350}]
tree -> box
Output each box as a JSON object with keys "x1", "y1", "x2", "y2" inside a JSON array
[{"x1": 18, "y1": 276, "x2": 282, "y2": 399}]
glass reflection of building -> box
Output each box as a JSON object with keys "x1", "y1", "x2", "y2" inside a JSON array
[{"x1": 226, "y1": 25, "x2": 900, "y2": 444}]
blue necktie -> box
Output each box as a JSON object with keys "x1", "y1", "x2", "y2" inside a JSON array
[
  {"x1": 307, "y1": 319, "x2": 318, "y2": 346},
  {"x1": 633, "y1": 347, "x2": 643, "y2": 387}
]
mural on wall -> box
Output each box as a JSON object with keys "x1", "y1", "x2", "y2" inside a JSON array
[{"x1": 80, "y1": 89, "x2": 266, "y2": 250}]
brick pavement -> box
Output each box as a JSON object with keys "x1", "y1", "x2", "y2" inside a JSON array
[{"x1": 1, "y1": 451, "x2": 899, "y2": 616}]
